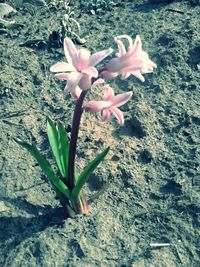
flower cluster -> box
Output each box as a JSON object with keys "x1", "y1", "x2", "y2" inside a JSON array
[{"x1": 50, "y1": 34, "x2": 156, "y2": 124}]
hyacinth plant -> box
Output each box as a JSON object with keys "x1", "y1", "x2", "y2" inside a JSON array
[{"x1": 16, "y1": 34, "x2": 156, "y2": 216}]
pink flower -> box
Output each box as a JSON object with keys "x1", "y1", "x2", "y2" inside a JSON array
[
  {"x1": 70, "y1": 78, "x2": 105, "y2": 100},
  {"x1": 84, "y1": 85, "x2": 132, "y2": 125},
  {"x1": 104, "y1": 35, "x2": 157, "y2": 82},
  {"x1": 50, "y1": 37, "x2": 113, "y2": 97}
]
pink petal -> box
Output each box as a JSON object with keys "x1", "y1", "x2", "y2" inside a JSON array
[
  {"x1": 101, "y1": 109, "x2": 111, "y2": 123},
  {"x1": 89, "y1": 48, "x2": 113, "y2": 67},
  {"x1": 82, "y1": 66, "x2": 98, "y2": 78},
  {"x1": 84, "y1": 100, "x2": 110, "y2": 112},
  {"x1": 92, "y1": 78, "x2": 105, "y2": 87},
  {"x1": 115, "y1": 35, "x2": 133, "y2": 49},
  {"x1": 50, "y1": 62, "x2": 75, "y2": 72},
  {"x1": 120, "y1": 61, "x2": 143, "y2": 76},
  {"x1": 126, "y1": 35, "x2": 142, "y2": 57},
  {"x1": 114, "y1": 37, "x2": 126, "y2": 57},
  {"x1": 71, "y1": 86, "x2": 82, "y2": 99},
  {"x1": 107, "y1": 56, "x2": 143, "y2": 73},
  {"x1": 132, "y1": 35, "x2": 142, "y2": 53},
  {"x1": 100, "y1": 70, "x2": 119, "y2": 80},
  {"x1": 121, "y1": 72, "x2": 131, "y2": 79},
  {"x1": 102, "y1": 85, "x2": 114, "y2": 101},
  {"x1": 111, "y1": 92, "x2": 133, "y2": 107},
  {"x1": 110, "y1": 106, "x2": 124, "y2": 125},
  {"x1": 63, "y1": 72, "x2": 82, "y2": 96},
  {"x1": 151, "y1": 61, "x2": 157, "y2": 69},
  {"x1": 64, "y1": 37, "x2": 78, "y2": 65},
  {"x1": 130, "y1": 70, "x2": 145, "y2": 82},
  {"x1": 140, "y1": 52, "x2": 157, "y2": 73},
  {"x1": 75, "y1": 48, "x2": 90, "y2": 71},
  {"x1": 106, "y1": 58, "x2": 121, "y2": 72},
  {"x1": 54, "y1": 73, "x2": 69, "y2": 80},
  {"x1": 78, "y1": 73, "x2": 92, "y2": 90}
]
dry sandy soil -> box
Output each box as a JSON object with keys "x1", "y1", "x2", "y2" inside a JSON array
[{"x1": 0, "y1": 0, "x2": 200, "y2": 266}]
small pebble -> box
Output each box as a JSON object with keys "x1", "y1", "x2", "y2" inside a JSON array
[
  {"x1": 0, "y1": 3, "x2": 16, "y2": 19},
  {"x1": 0, "y1": 201, "x2": 9, "y2": 212}
]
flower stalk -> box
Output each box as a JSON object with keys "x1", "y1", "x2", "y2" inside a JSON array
[{"x1": 67, "y1": 90, "x2": 87, "y2": 190}]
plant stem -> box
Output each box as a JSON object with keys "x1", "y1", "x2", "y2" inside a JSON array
[{"x1": 67, "y1": 90, "x2": 87, "y2": 190}]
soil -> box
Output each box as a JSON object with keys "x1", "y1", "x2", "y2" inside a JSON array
[{"x1": 0, "y1": 0, "x2": 200, "y2": 266}]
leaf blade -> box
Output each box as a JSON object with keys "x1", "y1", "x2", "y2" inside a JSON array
[
  {"x1": 57, "y1": 121, "x2": 69, "y2": 178},
  {"x1": 71, "y1": 147, "x2": 110, "y2": 203},
  {"x1": 14, "y1": 138, "x2": 70, "y2": 199},
  {"x1": 47, "y1": 117, "x2": 65, "y2": 177}
]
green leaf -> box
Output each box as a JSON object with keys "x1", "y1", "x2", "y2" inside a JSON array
[
  {"x1": 71, "y1": 147, "x2": 110, "y2": 203},
  {"x1": 14, "y1": 138, "x2": 70, "y2": 199},
  {"x1": 47, "y1": 117, "x2": 65, "y2": 177},
  {"x1": 57, "y1": 121, "x2": 69, "y2": 178}
]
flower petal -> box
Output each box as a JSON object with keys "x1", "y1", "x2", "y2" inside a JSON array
[
  {"x1": 106, "y1": 57, "x2": 125, "y2": 73},
  {"x1": 110, "y1": 106, "x2": 124, "y2": 125},
  {"x1": 114, "y1": 37, "x2": 126, "y2": 57},
  {"x1": 102, "y1": 85, "x2": 115, "y2": 101},
  {"x1": 100, "y1": 70, "x2": 119, "y2": 80},
  {"x1": 64, "y1": 37, "x2": 78, "y2": 65},
  {"x1": 75, "y1": 48, "x2": 90, "y2": 70},
  {"x1": 111, "y1": 91, "x2": 133, "y2": 107},
  {"x1": 63, "y1": 83, "x2": 69, "y2": 97},
  {"x1": 125, "y1": 35, "x2": 142, "y2": 58},
  {"x1": 92, "y1": 78, "x2": 105, "y2": 87},
  {"x1": 84, "y1": 100, "x2": 110, "y2": 112},
  {"x1": 82, "y1": 66, "x2": 98, "y2": 78},
  {"x1": 89, "y1": 48, "x2": 113, "y2": 67},
  {"x1": 140, "y1": 51, "x2": 157, "y2": 73},
  {"x1": 50, "y1": 62, "x2": 75, "y2": 72},
  {"x1": 121, "y1": 72, "x2": 131, "y2": 79},
  {"x1": 130, "y1": 70, "x2": 145, "y2": 82},
  {"x1": 54, "y1": 73, "x2": 69, "y2": 80},
  {"x1": 115, "y1": 34, "x2": 133, "y2": 49},
  {"x1": 101, "y1": 109, "x2": 111, "y2": 123},
  {"x1": 79, "y1": 73, "x2": 93, "y2": 90},
  {"x1": 132, "y1": 35, "x2": 142, "y2": 54},
  {"x1": 107, "y1": 55, "x2": 143, "y2": 73},
  {"x1": 63, "y1": 72, "x2": 82, "y2": 96},
  {"x1": 71, "y1": 86, "x2": 82, "y2": 99}
]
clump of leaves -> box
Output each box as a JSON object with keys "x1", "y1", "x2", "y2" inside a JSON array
[
  {"x1": 61, "y1": 4, "x2": 86, "y2": 44},
  {"x1": 80, "y1": 0, "x2": 116, "y2": 14},
  {"x1": 48, "y1": 1, "x2": 85, "y2": 47},
  {"x1": 15, "y1": 118, "x2": 109, "y2": 216}
]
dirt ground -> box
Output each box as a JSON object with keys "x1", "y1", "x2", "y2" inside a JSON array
[{"x1": 0, "y1": 0, "x2": 200, "y2": 266}]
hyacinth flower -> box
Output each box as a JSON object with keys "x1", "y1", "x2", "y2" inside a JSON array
[
  {"x1": 63, "y1": 78, "x2": 105, "y2": 100},
  {"x1": 50, "y1": 37, "x2": 113, "y2": 97},
  {"x1": 102, "y1": 35, "x2": 157, "y2": 82},
  {"x1": 84, "y1": 85, "x2": 132, "y2": 125},
  {"x1": 15, "y1": 35, "x2": 156, "y2": 217}
]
